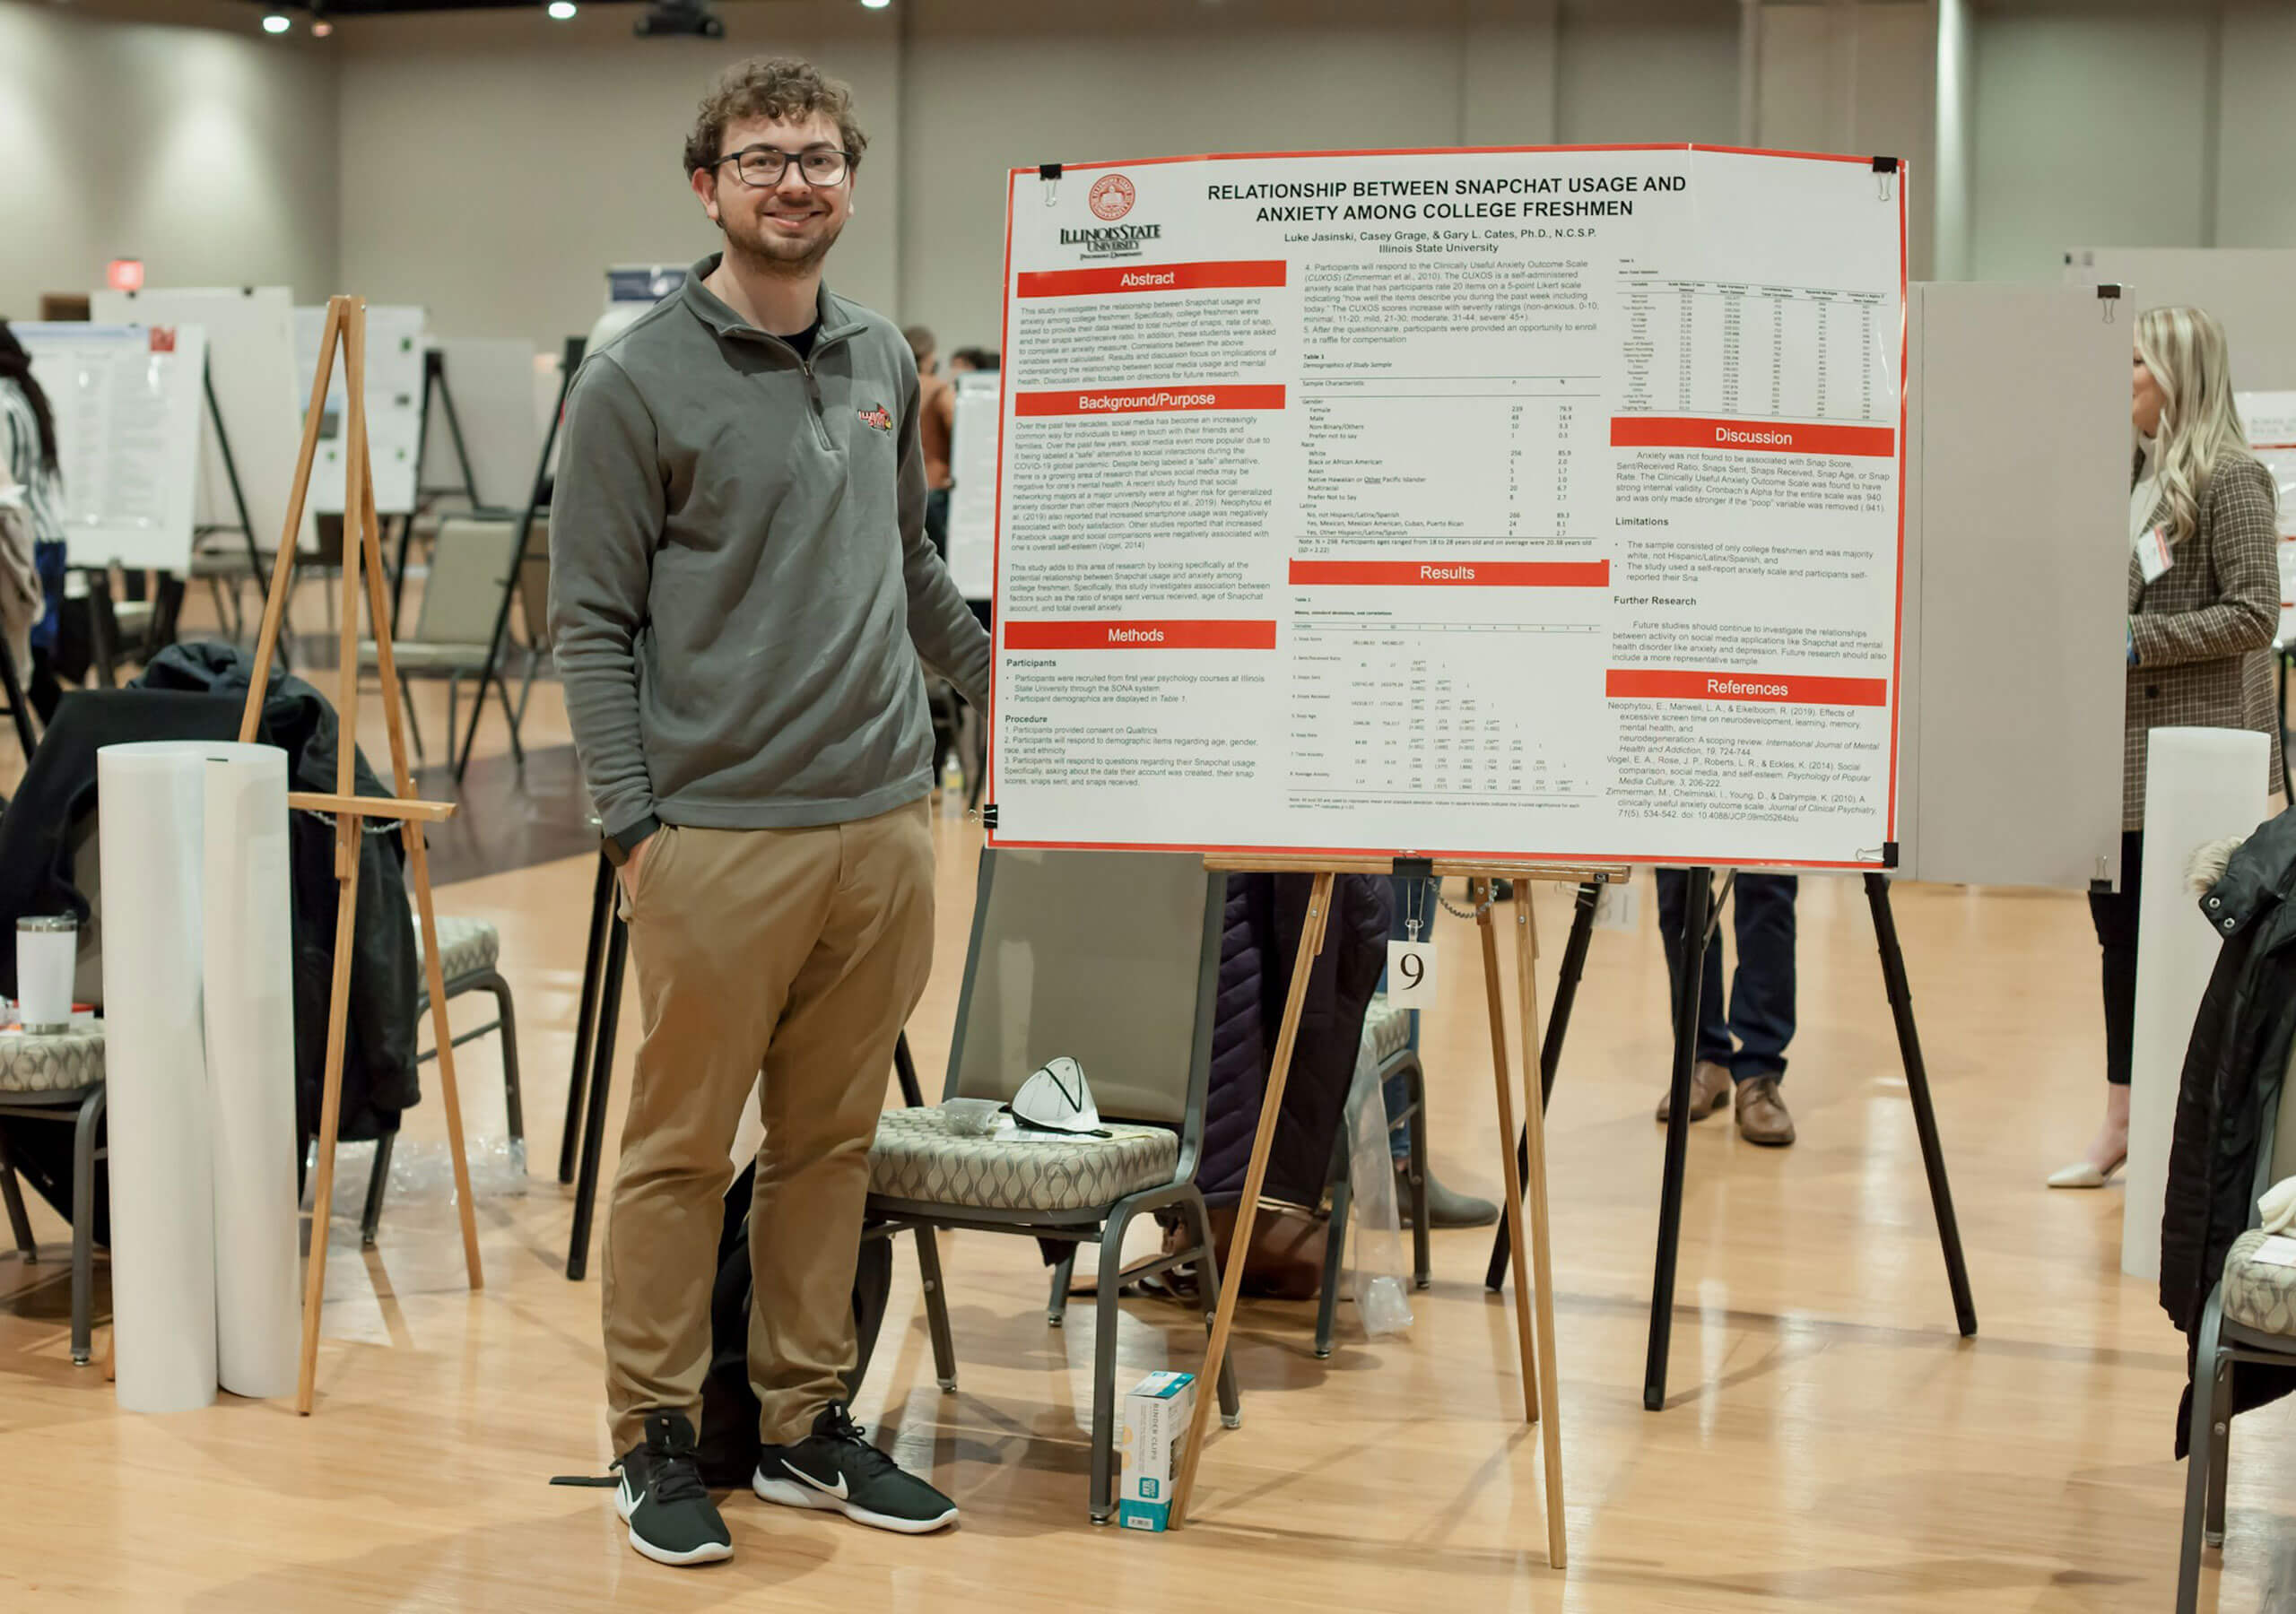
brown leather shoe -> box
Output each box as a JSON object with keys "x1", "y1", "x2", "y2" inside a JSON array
[
  {"x1": 1735, "y1": 1075, "x2": 1796, "y2": 1146},
  {"x1": 1655, "y1": 1060, "x2": 1734, "y2": 1124}
]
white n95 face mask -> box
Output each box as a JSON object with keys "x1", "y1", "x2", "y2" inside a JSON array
[{"x1": 1004, "y1": 1056, "x2": 1109, "y2": 1138}]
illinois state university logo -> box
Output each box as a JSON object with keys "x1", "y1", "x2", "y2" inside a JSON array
[
  {"x1": 1089, "y1": 173, "x2": 1135, "y2": 221},
  {"x1": 857, "y1": 403, "x2": 893, "y2": 432}
]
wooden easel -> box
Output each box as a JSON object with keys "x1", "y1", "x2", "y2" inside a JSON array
[
  {"x1": 235, "y1": 295, "x2": 484, "y2": 1415},
  {"x1": 1169, "y1": 857, "x2": 1622, "y2": 1567}
]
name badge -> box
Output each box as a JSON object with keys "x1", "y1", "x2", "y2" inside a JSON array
[{"x1": 2137, "y1": 525, "x2": 2174, "y2": 585}]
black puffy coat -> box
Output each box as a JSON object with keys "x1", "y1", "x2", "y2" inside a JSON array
[
  {"x1": 2160, "y1": 805, "x2": 2296, "y2": 1453},
  {"x1": 1199, "y1": 872, "x2": 1391, "y2": 1210},
  {"x1": 137, "y1": 643, "x2": 421, "y2": 1143}
]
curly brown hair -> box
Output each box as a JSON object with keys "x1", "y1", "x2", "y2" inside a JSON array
[{"x1": 683, "y1": 56, "x2": 868, "y2": 178}]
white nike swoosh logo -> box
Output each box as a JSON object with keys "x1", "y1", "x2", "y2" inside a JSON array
[{"x1": 783, "y1": 1460, "x2": 848, "y2": 1501}]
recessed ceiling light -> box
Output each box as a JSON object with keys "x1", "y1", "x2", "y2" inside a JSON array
[
  {"x1": 860, "y1": 0, "x2": 891, "y2": 10},
  {"x1": 312, "y1": 19, "x2": 333, "y2": 35},
  {"x1": 261, "y1": 12, "x2": 291, "y2": 31},
  {"x1": 547, "y1": 0, "x2": 577, "y2": 16}
]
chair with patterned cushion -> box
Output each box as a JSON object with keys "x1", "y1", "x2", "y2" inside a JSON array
[
  {"x1": 2178, "y1": 1030, "x2": 2296, "y2": 1612},
  {"x1": 864, "y1": 846, "x2": 1240, "y2": 1524},
  {"x1": 0, "y1": 1023, "x2": 107, "y2": 1364},
  {"x1": 358, "y1": 912, "x2": 524, "y2": 1245}
]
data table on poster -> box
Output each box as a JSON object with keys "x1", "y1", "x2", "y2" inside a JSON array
[{"x1": 987, "y1": 144, "x2": 1907, "y2": 867}]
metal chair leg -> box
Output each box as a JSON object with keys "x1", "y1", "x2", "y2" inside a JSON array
[
  {"x1": 1182, "y1": 1188, "x2": 1242, "y2": 1427},
  {"x1": 0, "y1": 1140, "x2": 37, "y2": 1260},
  {"x1": 1402, "y1": 1054, "x2": 1431, "y2": 1289},
  {"x1": 361, "y1": 1131, "x2": 397, "y2": 1249},
  {"x1": 1047, "y1": 1247, "x2": 1075, "y2": 1328},
  {"x1": 912, "y1": 1226, "x2": 958, "y2": 1393},
  {"x1": 494, "y1": 664, "x2": 527, "y2": 768},
  {"x1": 1089, "y1": 1203, "x2": 1135, "y2": 1523},
  {"x1": 2207, "y1": 1334, "x2": 2233, "y2": 1546},
  {"x1": 481, "y1": 969, "x2": 525, "y2": 1155},
  {"x1": 400, "y1": 675, "x2": 427, "y2": 763},
  {"x1": 1315, "y1": 1125, "x2": 1352, "y2": 1359},
  {"x1": 71, "y1": 1087, "x2": 104, "y2": 1366},
  {"x1": 2179, "y1": 1289, "x2": 2225, "y2": 1614},
  {"x1": 444, "y1": 672, "x2": 461, "y2": 767}
]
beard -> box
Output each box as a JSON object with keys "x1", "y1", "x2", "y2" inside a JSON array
[{"x1": 722, "y1": 202, "x2": 846, "y2": 279}]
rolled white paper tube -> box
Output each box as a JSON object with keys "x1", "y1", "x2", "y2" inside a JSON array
[
  {"x1": 203, "y1": 744, "x2": 300, "y2": 1400},
  {"x1": 2123, "y1": 726, "x2": 2270, "y2": 1281},
  {"x1": 97, "y1": 741, "x2": 220, "y2": 1413}
]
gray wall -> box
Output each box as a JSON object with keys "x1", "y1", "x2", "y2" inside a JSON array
[
  {"x1": 0, "y1": 0, "x2": 339, "y2": 323},
  {"x1": 13, "y1": 0, "x2": 2296, "y2": 352}
]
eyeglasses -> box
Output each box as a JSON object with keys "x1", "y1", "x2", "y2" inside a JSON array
[{"x1": 714, "y1": 144, "x2": 852, "y2": 188}]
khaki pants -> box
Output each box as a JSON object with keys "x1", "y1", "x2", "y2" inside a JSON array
[{"x1": 602, "y1": 799, "x2": 935, "y2": 1452}]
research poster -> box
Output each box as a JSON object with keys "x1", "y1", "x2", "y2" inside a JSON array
[
  {"x1": 17, "y1": 322, "x2": 204, "y2": 571},
  {"x1": 986, "y1": 145, "x2": 1907, "y2": 867},
  {"x1": 2236, "y1": 391, "x2": 2296, "y2": 644}
]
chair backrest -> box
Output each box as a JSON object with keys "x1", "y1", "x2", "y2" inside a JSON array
[
  {"x1": 413, "y1": 516, "x2": 522, "y2": 647},
  {"x1": 943, "y1": 848, "x2": 1222, "y2": 1150}
]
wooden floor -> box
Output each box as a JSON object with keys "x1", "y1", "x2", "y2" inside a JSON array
[{"x1": 2, "y1": 604, "x2": 2291, "y2": 1611}]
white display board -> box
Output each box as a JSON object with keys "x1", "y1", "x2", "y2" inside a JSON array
[
  {"x1": 987, "y1": 144, "x2": 1906, "y2": 868},
  {"x1": 92, "y1": 286, "x2": 314, "y2": 555},
  {"x1": 296, "y1": 304, "x2": 424, "y2": 516},
  {"x1": 2236, "y1": 391, "x2": 2296, "y2": 646},
  {"x1": 419, "y1": 337, "x2": 538, "y2": 510},
  {"x1": 946, "y1": 369, "x2": 1001, "y2": 601},
  {"x1": 14, "y1": 323, "x2": 204, "y2": 570},
  {"x1": 1894, "y1": 283, "x2": 2128, "y2": 891}
]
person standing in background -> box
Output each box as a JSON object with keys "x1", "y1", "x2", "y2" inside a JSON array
[
  {"x1": 2051, "y1": 305, "x2": 2284, "y2": 1189},
  {"x1": 551, "y1": 56, "x2": 988, "y2": 1566},
  {"x1": 906, "y1": 325, "x2": 956, "y2": 562},
  {"x1": 0, "y1": 323, "x2": 65, "y2": 720},
  {"x1": 1654, "y1": 871, "x2": 1800, "y2": 1146}
]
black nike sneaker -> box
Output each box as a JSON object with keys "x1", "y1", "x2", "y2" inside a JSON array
[
  {"x1": 615, "y1": 1412, "x2": 734, "y2": 1566},
  {"x1": 752, "y1": 1403, "x2": 959, "y2": 1534}
]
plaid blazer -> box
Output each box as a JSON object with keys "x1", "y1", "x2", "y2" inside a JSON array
[{"x1": 2124, "y1": 455, "x2": 2283, "y2": 829}]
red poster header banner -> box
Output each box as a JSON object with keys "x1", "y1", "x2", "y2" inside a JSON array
[
  {"x1": 1605, "y1": 669, "x2": 1889, "y2": 707},
  {"x1": 1610, "y1": 416, "x2": 1895, "y2": 456},
  {"x1": 1015, "y1": 385, "x2": 1286, "y2": 418},
  {"x1": 1017, "y1": 260, "x2": 1288, "y2": 299},
  {"x1": 1004, "y1": 620, "x2": 1278, "y2": 651},
  {"x1": 1289, "y1": 560, "x2": 1610, "y2": 588}
]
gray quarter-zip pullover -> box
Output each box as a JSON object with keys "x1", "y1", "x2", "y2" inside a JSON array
[{"x1": 549, "y1": 256, "x2": 992, "y2": 848}]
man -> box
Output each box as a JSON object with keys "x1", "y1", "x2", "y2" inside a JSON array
[
  {"x1": 551, "y1": 56, "x2": 989, "y2": 1567},
  {"x1": 1654, "y1": 871, "x2": 1797, "y2": 1144},
  {"x1": 904, "y1": 324, "x2": 956, "y2": 562}
]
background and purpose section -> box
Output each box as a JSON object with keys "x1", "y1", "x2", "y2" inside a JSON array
[{"x1": 987, "y1": 143, "x2": 1905, "y2": 869}]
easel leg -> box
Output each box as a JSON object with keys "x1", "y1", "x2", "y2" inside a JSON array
[
  {"x1": 559, "y1": 849, "x2": 615, "y2": 1184},
  {"x1": 1486, "y1": 881, "x2": 1599, "y2": 1292},
  {"x1": 1644, "y1": 867, "x2": 1712, "y2": 1411},
  {"x1": 1863, "y1": 872, "x2": 1976, "y2": 1337},
  {"x1": 1169, "y1": 871, "x2": 1334, "y2": 1528},
  {"x1": 566, "y1": 912, "x2": 627, "y2": 1283},
  {"x1": 1512, "y1": 885, "x2": 1568, "y2": 1568},
  {"x1": 1477, "y1": 884, "x2": 1540, "y2": 1424}
]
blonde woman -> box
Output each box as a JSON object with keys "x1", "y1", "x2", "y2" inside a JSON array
[{"x1": 2051, "y1": 306, "x2": 2284, "y2": 1188}]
